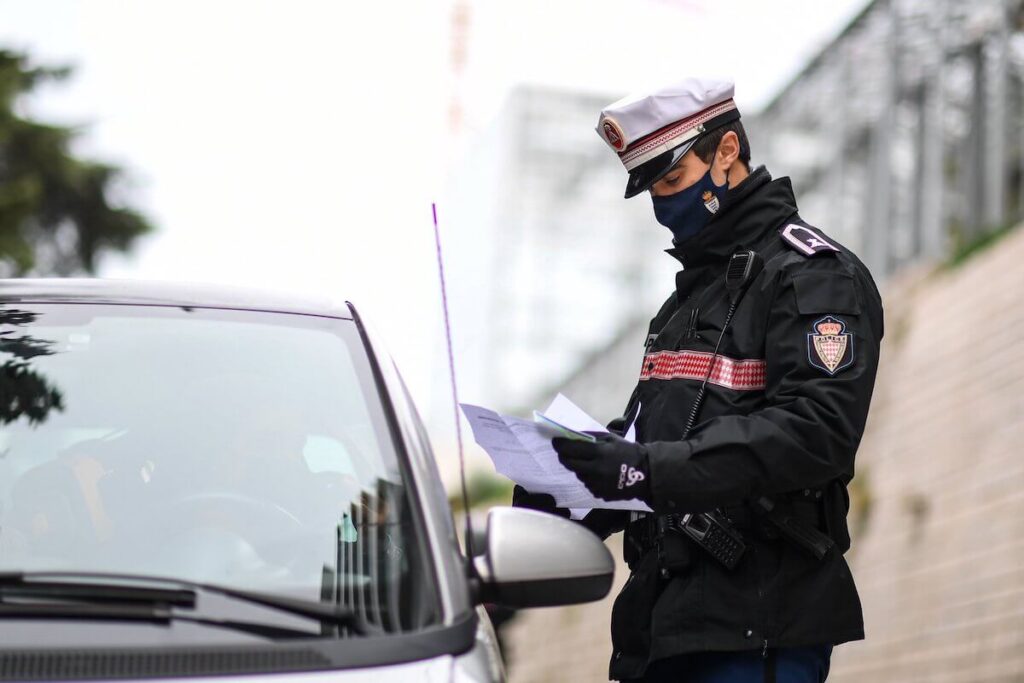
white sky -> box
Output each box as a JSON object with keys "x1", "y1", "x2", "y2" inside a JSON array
[{"x1": 0, "y1": 0, "x2": 869, "y2": 464}]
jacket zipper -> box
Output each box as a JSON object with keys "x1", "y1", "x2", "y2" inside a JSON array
[
  {"x1": 685, "y1": 307, "x2": 700, "y2": 340},
  {"x1": 751, "y1": 541, "x2": 770, "y2": 660}
]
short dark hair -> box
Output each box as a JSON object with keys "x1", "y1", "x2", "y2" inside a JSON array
[{"x1": 692, "y1": 120, "x2": 751, "y2": 169}]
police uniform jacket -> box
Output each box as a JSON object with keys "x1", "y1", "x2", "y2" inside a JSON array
[{"x1": 591, "y1": 167, "x2": 884, "y2": 680}]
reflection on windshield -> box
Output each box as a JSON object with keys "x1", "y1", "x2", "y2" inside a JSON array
[
  {"x1": 324, "y1": 480, "x2": 414, "y2": 635},
  {"x1": 0, "y1": 309, "x2": 65, "y2": 425},
  {"x1": 0, "y1": 304, "x2": 439, "y2": 636}
]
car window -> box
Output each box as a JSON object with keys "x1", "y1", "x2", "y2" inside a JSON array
[{"x1": 0, "y1": 303, "x2": 440, "y2": 635}]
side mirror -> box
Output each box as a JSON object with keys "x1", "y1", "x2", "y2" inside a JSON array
[{"x1": 473, "y1": 507, "x2": 614, "y2": 608}]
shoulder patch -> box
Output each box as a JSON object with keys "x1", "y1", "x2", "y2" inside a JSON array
[
  {"x1": 779, "y1": 224, "x2": 840, "y2": 257},
  {"x1": 807, "y1": 315, "x2": 855, "y2": 375}
]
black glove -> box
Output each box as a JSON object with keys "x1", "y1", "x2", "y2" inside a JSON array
[
  {"x1": 553, "y1": 432, "x2": 651, "y2": 502},
  {"x1": 579, "y1": 508, "x2": 630, "y2": 540},
  {"x1": 605, "y1": 416, "x2": 628, "y2": 437},
  {"x1": 511, "y1": 484, "x2": 570, "y2": 519}
]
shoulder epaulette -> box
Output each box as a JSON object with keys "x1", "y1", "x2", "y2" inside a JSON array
[{"x1": 779, "y1": 223, "x2": 840, "y2": 257}]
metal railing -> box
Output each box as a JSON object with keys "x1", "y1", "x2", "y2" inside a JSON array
[{"x1": 749, "y1": 0, "x2": 1024, "y2": 277}]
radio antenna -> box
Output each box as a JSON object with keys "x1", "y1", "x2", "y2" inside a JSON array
[{"x1": 431, "y1": 202, "x2": 475, "y2": 561}]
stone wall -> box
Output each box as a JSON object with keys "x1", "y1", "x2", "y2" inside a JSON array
[{"x1": 502, "y1": 227, "x2": 1024, "y2": 682}]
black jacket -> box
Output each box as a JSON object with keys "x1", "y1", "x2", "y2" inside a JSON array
[{"x1": 591, "y1": 168, "x2": 883, "y2": 680}]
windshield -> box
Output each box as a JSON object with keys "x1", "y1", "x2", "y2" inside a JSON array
[{"x1": 0, "y1": 303, "x2": 440, "y2": 635}]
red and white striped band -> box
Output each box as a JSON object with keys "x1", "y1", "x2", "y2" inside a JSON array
[
  {"x1": 639, "y1": 349, "x2": 766, "y2": 391},
  {"x1": 620, "y1": 99, "x2": 738, "y2": 171}
]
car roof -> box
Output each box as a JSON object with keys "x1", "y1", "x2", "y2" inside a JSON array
[{"x1": 0, "y1": 278, "x2": 353, "y2": 319}]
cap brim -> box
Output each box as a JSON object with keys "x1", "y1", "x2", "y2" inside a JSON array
[{"x1": 623, "y1": 138, "x2": 697, "y2": 198}]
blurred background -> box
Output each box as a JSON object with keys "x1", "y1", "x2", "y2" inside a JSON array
[{"x1": 2, "y1": 0, "x2": 1024, "y2": 680}]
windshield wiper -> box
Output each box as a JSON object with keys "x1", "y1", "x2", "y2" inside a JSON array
[
  {"x1": 0, "y1": 573, "x2": 196, "y2": 607},
  {"x1": 0, "y1": 601, "x2": 317, "y2": 640},
  {"x1": 0, "y1": 572, "x2": 376, "y2": 637}
]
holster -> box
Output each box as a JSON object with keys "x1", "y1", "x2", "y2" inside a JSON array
[
  {"x1": 623, "y1": 514, "x2": 696, "y2": 575},
  {"x1": 658, "y1": 519, "x2": 696, "y2": 574},
  {"x1": 720, "y1": 491, "x2": 834, "y2": 558},
  {"x1": 752, "y1": 496, "x2": 834, "y2": 560},
  {"x1": 623, "y1": 514, "x2": 656, "y2": 570},
  {"x1": 627, "y1": 485, "x2": 840, "y2": 576}
]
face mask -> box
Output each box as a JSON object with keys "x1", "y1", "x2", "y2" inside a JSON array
[{"x1": 651, "y1": 167, "x2": 728, "y2": 243}]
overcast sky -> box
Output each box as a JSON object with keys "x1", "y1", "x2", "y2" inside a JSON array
[{"x1": 0, "y1": 0, "x2": 869, "y2": 466}]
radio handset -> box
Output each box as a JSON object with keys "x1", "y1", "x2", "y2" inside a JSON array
[{"x1": 663, "y1": 250, "x2": 764, "y2": 571}]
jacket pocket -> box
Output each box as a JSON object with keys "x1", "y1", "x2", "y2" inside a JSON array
[{"x1": 791, "y1": 271, "x2": 861, "y2": 315}]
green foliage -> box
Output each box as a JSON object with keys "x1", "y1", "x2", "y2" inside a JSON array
[
  {"x1": 944, "y1": 221, "x2": 1018, "y2": 270},
  {"x1": 0, "y1": 49, "x2": 152, "y2": 276},
  {"x1": 847, "y1": 466, "x2": 873, "y2": 544},
  {"x1": 447, "y1": 470, "x2": 514, "y2": 512}
]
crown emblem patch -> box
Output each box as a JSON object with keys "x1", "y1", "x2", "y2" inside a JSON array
[
  {"x1": 808, "y1": 315, "x2": 854, "y2": 375},
  {"x1": 702, "y1": 190, "x2": 720, "y2": 214}
]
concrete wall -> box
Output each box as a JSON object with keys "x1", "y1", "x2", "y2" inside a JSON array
[
  {"x1": 502, "y1": 227, "x2": 1024, "y2": 682},
  {"x1": 828, "y1": 227, "x2": 1024, "y2": 681}
]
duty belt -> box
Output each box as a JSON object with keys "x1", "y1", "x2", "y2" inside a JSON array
[{"x1": 627, "y1": 491, "x2": 835, "y2": 572}]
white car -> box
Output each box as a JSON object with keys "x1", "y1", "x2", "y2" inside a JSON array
[{"x1": 0, "y1": 279, "x2": 613, "y2": 682}]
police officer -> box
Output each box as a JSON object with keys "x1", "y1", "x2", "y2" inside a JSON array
[{"x1": 513, "y1": 77, "x2": 883, "y2": 682}]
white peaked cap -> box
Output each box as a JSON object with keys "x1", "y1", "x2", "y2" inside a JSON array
[{"x1": 596, "y1": 77, "x2": 741, "y2": 198}]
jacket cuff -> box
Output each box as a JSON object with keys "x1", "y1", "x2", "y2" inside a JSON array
[{"x1": 645, "y1": 439, "x2": 695, "y2": 513}]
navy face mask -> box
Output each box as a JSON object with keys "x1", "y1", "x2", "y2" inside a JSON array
[{"x1": 651, "y1": 168, "x2": 728, "y2": 244}]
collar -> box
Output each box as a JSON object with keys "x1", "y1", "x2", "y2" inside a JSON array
[{"x1": 664, "y1": 166, "x2": 796, "y2": 269}]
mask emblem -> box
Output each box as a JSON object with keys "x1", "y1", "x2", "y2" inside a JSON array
[{"x1": 702, "y1": 189, "x2": 720, "y2": 214}]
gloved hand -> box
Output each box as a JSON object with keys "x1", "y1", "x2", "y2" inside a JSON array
[
  {"x1": 553, "y1": 432, "x2": 651, "y2": 502},
  {"x1": 511, "y1": 484, "x2": 570, "y2": 519},
  {"x1": 605, "y1": 416, "x2": 628, "y2": 437}
]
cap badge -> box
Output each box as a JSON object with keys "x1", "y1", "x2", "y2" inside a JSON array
[
  {"x1": 808, "y1": 315, "x2": 854, "y2": 375},
  {"x1": 601, "y1": 118, "x2": 626, "y2": 152},
  {"x1": 702, "y1": 190, "x2": 720, "y2": 214}
]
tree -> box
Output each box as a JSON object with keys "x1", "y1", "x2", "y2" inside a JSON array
[
  {"x1": 0, "y1": 49, "x2": 153, "y2": 276},
  {"x1": 0, "y1": 308, "x2": 64, "y2": 426}
]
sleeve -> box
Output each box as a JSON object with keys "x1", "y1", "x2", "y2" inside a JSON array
[{"x1": 643, "y1": 262, "x2": 883, "y2": 514}]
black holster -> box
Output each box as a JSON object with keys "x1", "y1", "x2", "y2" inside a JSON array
[
  {"x1": 629, "y1": 487, "x2": 840, "y2": 576},
  {"x1": 753, "y1": 496, "x2": 834, "y2": 560},
  {"x1": 623, "y1": 514, "x2": 700, "y2": 575}
]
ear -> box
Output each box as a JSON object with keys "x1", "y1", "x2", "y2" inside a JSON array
[{"x1": 714, "y1": 131, "x2": 741, "y2": 174}]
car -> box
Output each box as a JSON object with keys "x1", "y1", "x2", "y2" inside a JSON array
[{"x1": 0, "y1": 279, "x2": 614, "y2": 682}]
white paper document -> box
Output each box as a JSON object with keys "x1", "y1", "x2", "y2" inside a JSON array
[{"x1": 460, "y1": 394, "x2": 651, "y2": 519}]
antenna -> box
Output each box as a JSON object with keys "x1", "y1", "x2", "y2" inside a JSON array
[{"x1": 431, "y1": 202, "x2": 475, "y2": 561}]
